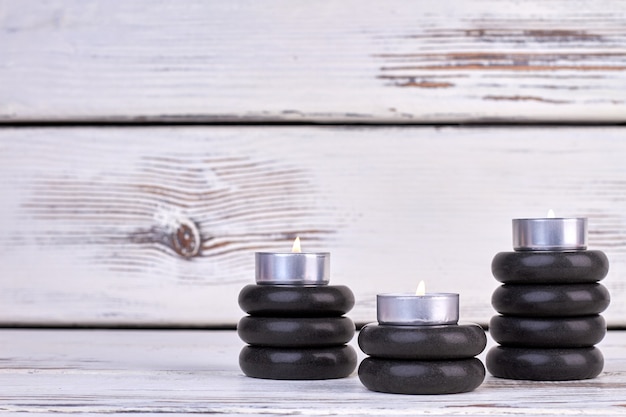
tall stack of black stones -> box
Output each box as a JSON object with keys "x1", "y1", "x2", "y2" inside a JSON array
[
  {"x1": 487, "y1": 217, "x2": 611, "y2": 381},
  {"x1": 238, "y1": 251, "x2": 357, "y2": 380}
]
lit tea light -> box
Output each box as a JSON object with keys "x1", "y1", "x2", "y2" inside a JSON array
[
  {"x1": 255, "y1": 237, "x2": 329, "y2": 285},
  {"x1": 513, "y1": 210, "x2": 587, "y2": 251},
  {"x1": 376, "y1": 281, "x2": 459, "y2": 326}
]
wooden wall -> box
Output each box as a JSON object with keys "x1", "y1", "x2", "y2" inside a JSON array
[{"x1": 0, "y1": 0, "x2": 625, "y2": 327}]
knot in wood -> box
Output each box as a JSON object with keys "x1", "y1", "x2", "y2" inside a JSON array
[{"x1": 171, "y1": 219, "x2": 200, "y2": 258}]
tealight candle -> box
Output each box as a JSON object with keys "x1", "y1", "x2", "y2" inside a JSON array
[
  {"x1": 358, "y1": 281, "x2": 486, "y2": 395},
  {"x1": 376, "y1": 281, "x2": 459, "y2": 326},
  {"x1": 513, "y1": 209, "x2": 587, "y2": 251},
  {"x1": 255, "y1": 237, "x2": 330, "y2": 285}
]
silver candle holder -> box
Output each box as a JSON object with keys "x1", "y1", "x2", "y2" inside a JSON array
[
  {"x1": 255, "y1": 238, "x2": 330, "y2": 285},
  {"x1": 513, "y1": 216, "x2": 587, "y2": 252},
  {"x1": 255, "y1": 252, "x2": 329, "y2": 285},
  {"x1": 377, "y1": 283, "x2": 459, "y2": 326}
]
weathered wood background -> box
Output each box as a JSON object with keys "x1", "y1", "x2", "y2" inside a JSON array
[
  {"x1": 1, "y1": 128, "x2": 625, "y2": 326},
  {"x1": 1, "y1": 0, "x2": 625, "y2": 122},
  {"x1": 0, "y1": 0, "x2": 625, "y2": 327}
]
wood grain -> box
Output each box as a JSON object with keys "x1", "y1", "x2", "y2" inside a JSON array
[
  {"x1": 0, "y1": 127, "x2": 625, "y2": 326},
  {"x1": 0, "y1": 329, "x2": 625, "y2": 415},
  {"x1": 1, "y1": 0, "x2": 625, "y2": 123}
]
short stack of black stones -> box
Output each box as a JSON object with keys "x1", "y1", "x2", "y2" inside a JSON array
[
  {"x1": 358, "y1": 320, "x2": 487, "y2": 394},
  {"x1": 238, "y1": 283, "x2": 357, "y2": 380},
  {"x1": 487, "y1": 249, "x2": 610, "y2": 380}
]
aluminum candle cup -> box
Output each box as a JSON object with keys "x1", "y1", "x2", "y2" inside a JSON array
[
  {"x1": 255, "y1": 252, "x2": 330, "y2": 285},
  {"x1": 377, "y1": 293, "x2": 459, "y2": 326},
  {"x1": 513, "y1": 218, "x2": 587, "y2": 251}
]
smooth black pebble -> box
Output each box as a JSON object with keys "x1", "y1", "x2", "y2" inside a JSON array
[
  {"x1": 490, "y1": 315, "x2": 606, "y2": 348},
  {"x1": 358, "y1": 322, "x2": 486, "y2": 360},
  {"x1": 492, "y1": 283, "x2": 610, "y2": 317},
  {"x1": 238, "y1": 316, "x2": 355, "y2": 347},
  {"x1": 239, "y1": 345, "x2": 357, "y2": 380},
  {"x1": 492, "y1": 251, "x2": 609, "y2": 284},
  {"x1": 238, "y1": 284, "x2": 355, "y2": 317},
  {"x1": 358, "y1": 357, "x2": 485, "y2": 395},
  {"x1": 487, "y1": 346, "x2": 604, "y2": 381}
]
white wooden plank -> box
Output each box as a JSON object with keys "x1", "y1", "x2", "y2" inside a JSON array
[
  {"x1": 0, "y1": 127, "x2": 625, "y2": 326},
  {"x1": 1, "y1": 0, "x2": 625, "y2": 123},
  {"x1": 0, "y1": 329, "x2": 625, "y2": 415}
]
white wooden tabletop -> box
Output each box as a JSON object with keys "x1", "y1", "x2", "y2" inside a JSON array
[{"x1": 1, "y1": 329, "x2": 625, "y2": 416}]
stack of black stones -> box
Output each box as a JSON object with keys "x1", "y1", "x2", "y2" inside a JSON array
[
  {"x1": 238, "y1": 283, "x2": 357, "y2": 380},
  {"x1": 358, "y1": 320, "x2": 487, "y2": 394},
  {"x1": 359, "y1": 283, "x2": 487, "y2": 394},
  {"x1": 487, "y1": 249, "x2": 610, "y2": 380}
]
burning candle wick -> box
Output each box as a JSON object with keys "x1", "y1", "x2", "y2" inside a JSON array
[
  {"x1": 415, "y1": 280, "x2": 426, "y2": 296},
  {"x1": 291, "y1": 236, "x2": 302, "y2": 253}
]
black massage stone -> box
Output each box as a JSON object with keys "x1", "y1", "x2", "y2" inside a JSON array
[
  {"x1": 358, "y1": 357, "x2": 485, "y2": 395},
  {"x1": 239, "y1": 345, "x2": 357, "y2": 380},
  {"x1": 489, "y1": 315, "x2": 606, "y2": 348},
  {"x1": 492, "y1": 283, "x2": 610, "y2": 317},
  {"x1": 486, "y1": 346, "x2": 604, "y2": 381},
  {"x1": 358, "y1": 323, "x2": 486, "y2": 360},
  {"x1": 238, "y1": 284, "x2": 355, "y2": 317},
  {"x1": 492, "y1": 251, "x2": 609, "y2": 284},
  {"x1": 238, "y1": 316, "x2": 355, "y2": 347}
]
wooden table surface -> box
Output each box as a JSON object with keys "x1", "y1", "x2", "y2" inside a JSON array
[{"x1": 1, "y1": 329, "x2": 625, "y2": 416}]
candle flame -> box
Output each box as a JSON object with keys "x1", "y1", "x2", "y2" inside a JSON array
[
  {"x1": 291, "y1": 236, "x2": 302, "y2": 253},
  {"x1": 547, "y1": 209, "x2": 556, "y2": 218},
  {"x1": 415, "y1": 280, "x2": 426, "y2": 296}
]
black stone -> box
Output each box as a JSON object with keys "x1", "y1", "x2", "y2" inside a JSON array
[
  {"x1": 238, "y1": 284, "x2": 355, "y2": 317},
  {"x1": 358, "y1": 357, "x2": 485, "y2": 395},
  {"x1": 239, "y1": 345, "x2": 357, "y2": 380},
  {"x1": 238, "y1": 316, "x2": 355, "y2": 347},
  {"x1": 490, "y1": 315, "x2": 606, "y2": 348},
  {"x1": 492, "y1": 250, "x2": 609, "y2": 284},
  {"x1": 358, "y1": 322, "x2": 486, "y2": 360},
  {"x1": 486, "y1": 346, "x2": 604, "y2": 380},
  {"x1": 492, "y1": 283, "x2": 610, "y2": 317}
]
